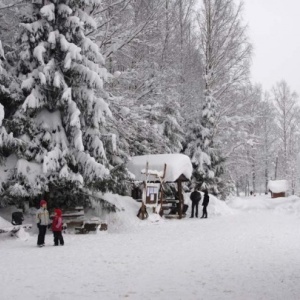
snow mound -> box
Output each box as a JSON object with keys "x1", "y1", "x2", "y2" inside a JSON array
[
  {"x1": 15, "y1": 227, "x2": 30, "y2": 241},
  {"x1": 206, "y1": 193, "x2": 234, "y2": 216},
  {"x1": 0, "y1": 216, "x2": 11, "y2": 227},
  {"x1": 0, "y1": 216, "x2": 29, "y2": 241},
  {"x1": 90, "y1": 193, "x2": 144, "y2": 233},
  {"x1": 100, "y1": 192, "x2": 233, "y2": 231},
  {"x1": 273, "y1": 195, "x2": 300, "y2": 215},
  {"x1": 226, "y1": 195, "x2": 300, "y2": 216},
  {"x1": 186, "y1": 192, "x2": 234, "y2": 217}
]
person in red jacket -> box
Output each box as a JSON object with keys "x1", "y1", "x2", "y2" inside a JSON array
[{"x1": 51, "y1": 208, "x2": 64, "y2": 246}]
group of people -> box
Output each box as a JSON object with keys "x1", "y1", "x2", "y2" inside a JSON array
[
  {"x1": 36, "y1": 200, "x2": 64, "y2": 247},
  {"x1": 190, "y1": 188, "x2": 209, "y2": 219},
  {"x1": 35, "y1": 187, "x2": 209, "y2": 246}
]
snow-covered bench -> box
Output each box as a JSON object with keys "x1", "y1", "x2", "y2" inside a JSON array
[
  {"x1": 75, "y1": 222, "x2": 99, "y2": 234},
  {"x1": 74, "y1": 218, "x2": 108, "y2": 234}
]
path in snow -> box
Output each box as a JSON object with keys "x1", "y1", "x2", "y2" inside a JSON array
[{"x1": 1, "y1": 196, "x2": 300, "y2": 300}]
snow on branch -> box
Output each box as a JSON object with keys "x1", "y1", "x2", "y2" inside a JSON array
[
  {"x1": 92, "y1": 96, "x2": 112, "y2": 126},
  {"x1": 66, "y1": 16, "x2": 83, "y2": 31},
  {"x1": 62, "y1": 88, "x2": 84, "y2": 151},
  {"x1": 53, "y1": 71, "x2": 64, "y2": 88},
  {"x1": 60, "y1": 35, "x2": 82, "y2": 61},
  {"x1": 40, "y1": 3, "x2": 55, "y2": 22},
  {"x1": 59, "y1": 164, "x2": 84, "y2": 184},
  {"x1": 76, "y1": 151, "x2": 109, "y2": 181},
  {"x1": 82, "y1": 38, "x2": 105, "y2": 64},
  {"x1": 48, "y1": 30, "x2": 59, "y2": 48},
  {"x1": 43, "y1": 147, "x2": 64, "y2": 174},
  {"x1": 58, "y1": 4, "x2": 73, "y2": 17},
  {"x1": 22, "y1": 88, "x2": 45, "y2": 111},
  {"x1": 72, "y1": 63, "x2": 103, "y2": 89},
  {"x1": 76, "y1": 9, "x2": 97, "y2": 30},
  {"x1": 21, "y1": 76, "x2": 35, "y2": 92},
  {"x1": 20, "y1": 20, "x2": 44, "y2": 35},
  {"x1": 33, "y1": 43, "x2": 46, "y2": 66}
]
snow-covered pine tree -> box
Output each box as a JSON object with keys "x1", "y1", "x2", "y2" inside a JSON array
[
  {"x1": 4, "y1": 1, "x2": 115, "y2": 207},
  {"x1": 0, "y1": 40, "x2": 12, "y2": 160},
  {"x1": 0, "y1": 40, "x2": 26, "y2": 206},
  {"x1": 184, "y1": 88, "x2": 224, "y2": 194},
  {"x1": 185, "y1": 0, "x2": 251, "y2": 196}
]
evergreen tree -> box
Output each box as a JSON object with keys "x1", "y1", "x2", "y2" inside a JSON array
[
  {"x1": 0, "y1": 40, "x2": 25, "y2": 206},
  {"x1": 2, "y1": 1, "x2": 117, "y2": 207},
  {"x1": 96, "y1": 0, "x2": 188, "y2": 156},
  {"x1": 185, "y1": 88, "x2": 224, "y2": 194},
  {"x1": 184, "y1": 0, "x2": 251, "y2": 195}
]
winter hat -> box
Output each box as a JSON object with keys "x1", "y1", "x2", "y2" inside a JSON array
[
  {"x1": 54, "y1": 208, "x2": 62, "y2": 216},
  {"x1": 40, "y1": 199, "x2": 47, "y2": 206}
]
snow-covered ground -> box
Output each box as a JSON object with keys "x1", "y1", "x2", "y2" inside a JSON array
[{"x1": 1, "y1": 194, "x2": 300, "y2": 300}]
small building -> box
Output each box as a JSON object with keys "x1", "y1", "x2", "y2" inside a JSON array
[
  {"x1": 267, "y1": 180, "x2": 288, "y2": 198},
  {"x1": 127, "y1": 153, "x2": 193, "y2": 219}
]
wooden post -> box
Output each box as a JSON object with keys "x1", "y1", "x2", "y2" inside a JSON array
[
  {"x1": 158, "y1": 164, "x2": 167, "y2": 216},
  {"x1": 177, "y1": 179, "x2": 183, "y2": 219},
  {"x1": 137, "y1": 162, "x2": 149, "y2": 220},
  {"x1": 158, "y1": 185, "x2": 164, "y2": 217}
]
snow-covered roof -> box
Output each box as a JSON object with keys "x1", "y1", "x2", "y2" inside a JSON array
[
  {"x1": 127, "y1": 154, "x2": 193, "y2": 182},
  {"x1": 268, "y1": 180, "x2": 288, "y2": 193}
]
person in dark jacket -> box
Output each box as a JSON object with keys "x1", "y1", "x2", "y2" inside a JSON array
[
  {"x1": 201, "y1": 190, "x2": 209, "y2": 218},
  {"x1": 190, "y1": 187, "x2": 201, "y2": 218},
  {"x1": 52, "y1": 208, "x2": 64, "y2": 246}
]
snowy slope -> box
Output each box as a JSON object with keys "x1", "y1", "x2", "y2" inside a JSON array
[{"x1": 1, "y1": 194, "x2": 300, "y2": 300}]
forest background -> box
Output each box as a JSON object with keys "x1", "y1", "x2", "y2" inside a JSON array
[{"x1": 0, "y1": 0, "x2": 299, "y2": 208}]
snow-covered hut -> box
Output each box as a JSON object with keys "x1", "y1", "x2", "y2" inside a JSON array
[
  {"x1": 127, "y1": 154, "x2": 193, "y2": 218},
  {"x1": 268, "y1": 180, "x2": 288, "y2": 198}
]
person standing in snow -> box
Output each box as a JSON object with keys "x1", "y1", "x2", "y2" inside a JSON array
[
  {"x1": 190, "y1": 187, "x2": 201, "y2": 218},
  {"x1": 52, "y1": 208, "x2": 64, "y2": 246},
  {"x1": 36, "y1": 200, "x2": 50, "y2": 247},
  {"x1": 201, "y1": 190, "x2": 209, "y2": 218}
]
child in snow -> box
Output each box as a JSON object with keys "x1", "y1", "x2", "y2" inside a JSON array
[
  {"x1": 36, "y1": 200, "x2": 50, "y2": 247},
  {"x1": 51, "y1": 208, "x2": 64, "y2": 246}
]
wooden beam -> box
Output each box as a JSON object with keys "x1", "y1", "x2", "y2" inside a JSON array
[{"x1": 177, "y1": 179, "x2": 183, "y2": 219}]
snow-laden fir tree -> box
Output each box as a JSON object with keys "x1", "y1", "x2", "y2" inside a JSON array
[
  {"x1": 3, "y1": 1, "x2": 116, "y2": 207},
  {"x1": 185, "y1": 88, "x2": 224, "y2": 194},
  {"x1": 184, "y1": 0, "x2": 251, "y2": 195},
  {"x1": 0, "y1": 40, "x2": 26, "y2": 206}
]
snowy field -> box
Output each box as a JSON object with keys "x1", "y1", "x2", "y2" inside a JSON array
[{"x1": 1, "y1": 194, "x2": 300, "y2": 300}]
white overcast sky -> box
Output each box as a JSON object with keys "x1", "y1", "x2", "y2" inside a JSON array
[{"x1": 243, "y1": 0, "x2": 300, "y2": 94}]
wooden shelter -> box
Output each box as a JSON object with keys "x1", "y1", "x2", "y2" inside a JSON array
[
  {"x1": 268, "y1": 180, "x2": 288, "y2": 198},
  {"x1": 127, "y1": 154, "x2": 193, "y2": 219}
]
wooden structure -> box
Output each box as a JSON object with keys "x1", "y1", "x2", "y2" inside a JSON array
[
  {"x1": 127, "y1": 154, "x2": 193, "y2": 219},
  {"x1": 75, "y1": 223, "x2": 99, "y2": 234},
  {"x1": 268, "y1": 180, "x2": 288, "y2": 198}
]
